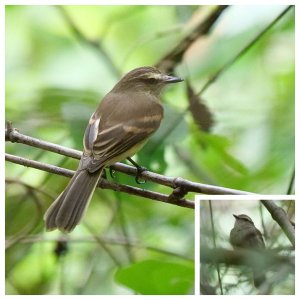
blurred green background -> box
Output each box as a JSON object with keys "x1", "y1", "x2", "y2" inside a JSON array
[{"x1": 5, "y1": 5, "x2": 294, "y2": 295}]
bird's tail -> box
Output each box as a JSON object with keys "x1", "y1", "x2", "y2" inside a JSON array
[
  {"x1": 253, "y1": 268, "x2": 266, "y2": 288},
  {"x1": 44, "y1": 167, "x2": 103, "y2": 232}
]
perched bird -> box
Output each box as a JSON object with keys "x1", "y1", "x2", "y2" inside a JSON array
[
  {"x1": 44, "y1": 66, "x2": 183, "y2": 232},
  {"x1": 230, "y1": 214, "x2": 266, "y2": 288}
]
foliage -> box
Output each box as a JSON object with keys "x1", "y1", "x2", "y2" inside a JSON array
[
  {"x1": 115, "y1": 259, "x2": 194, "y2": 295},
  {"x1": 5, "y1": 5, "x2": 294, "y2": 295}
]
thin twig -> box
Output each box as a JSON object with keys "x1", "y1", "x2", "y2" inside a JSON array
[
  {"x1": 13, "y1": 234, "x2": 193, "y2": 261},
  {"x1": 57, "y1": 6, "x2": 120, "y2": 78},
  {"x1": 286, "y1": 167, "x2": 295, "y2": 195},
  {"x1": 209, "y1": 201, "x2": 224, "y2": 295},
  {"x1": 5, "y1": 178, "x2": 55, "y2": 200},
  {"x1": 115, "y1": 200, "x2": 136, "y2": 263},
  {"x1": 83, "y1": 223, "x2": 123, "y2": 267},
  {"x1": 198, "y1": 5, "x2": 293, "y2": 95},
  {"x1": 5, "y1": 183, "x2": 45, "y2": 249}
]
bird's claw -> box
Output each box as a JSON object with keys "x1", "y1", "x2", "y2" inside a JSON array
[
  {"x1": 101, "y1": 168, "x2": 116, "y2": 179},
  {"x1": 109, "y1": 167, "x2": 116, "y2": 179},
  {"x1": 101, "y1": 169, "x2": 107, "y2": 179},
  {"x1": 135, "y1": 166, "x2": 147, "y2": 184}
]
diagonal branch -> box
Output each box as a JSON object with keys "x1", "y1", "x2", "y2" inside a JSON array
[
  {"x1": 57, "y1": 6, "x2": 120, "y2": 78},
  {"x1": 261, "y1": 200, "x2": 295, "y2": 248},
  {"x1": 198, "y1": 5, "x2": 293, "y2": 96},
  {"x1": 208, "y1": 201, "x2": 224, "y2": 294},
  {"x1": 156, "y1": 5, "x2": 229, "y2": 73},
  {"x1": 150, "y1": 6, "x2": 293, "y2": 152}
]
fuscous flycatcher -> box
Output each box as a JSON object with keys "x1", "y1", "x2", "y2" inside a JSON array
[
  {"x1": 44, "y1": 66, "x2": 183, "y2": 232},
  {"x1": 230, "y1": 214, "x2": 266, "y2": 288}
]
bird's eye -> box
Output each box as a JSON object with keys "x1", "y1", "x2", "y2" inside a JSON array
[{"x1": 242, "y1": 217, "x2": 252, "y2": 223}]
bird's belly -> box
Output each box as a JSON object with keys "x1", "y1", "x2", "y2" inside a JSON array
[{"x1": 104, "y1": 140, "x2": 148, "y2": 166}]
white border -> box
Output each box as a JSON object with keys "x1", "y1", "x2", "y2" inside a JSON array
[
  {"x1": 196, "y1": 195, "x2": 296, "y2": 201},
  {"x1": 1, "y1": 2, "x2": 5, "y2": 300},
  {"x1": 197, "y1": 197, "x2": 296, "y2": 297},
  {"x1": 0, "y1": 0, "x2": 298, "y2": 5},
  {"x1": 194, "y1": 199, "x2": 200, "y2": 295}
]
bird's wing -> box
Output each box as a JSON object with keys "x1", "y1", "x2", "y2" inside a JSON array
[
  {"x1": 243, "y1": 227, "x2": 265, "y2": 249},
  {"x1": 255, "y1": 228, "x2": 266, "y2": 248},
  {"x1": 83, "y1": 92, "x2": 163, "y2": 172}
]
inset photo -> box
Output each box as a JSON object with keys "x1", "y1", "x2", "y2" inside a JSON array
[{"x1": 199, "y1": 199, "x2": 295, "y2": 295}]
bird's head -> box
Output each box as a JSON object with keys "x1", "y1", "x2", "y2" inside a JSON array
[
  {"x1": 233, "y1": 214, "x2": 254, "y2": 225},
  {"x1": 112, "y1": 66, "x2": 183, "y2": 95}
]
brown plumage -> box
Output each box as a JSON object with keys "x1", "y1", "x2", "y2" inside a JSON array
[
  {"x1": 44, "y1": 66, "x2": 183, "y2": 232},
  {"x1": 230, "y1": 214, "x2": 266, "y2": 288}
]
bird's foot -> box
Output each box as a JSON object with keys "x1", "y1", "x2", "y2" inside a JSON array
[
  {"x1": 101, "y1": 169, "x2": 107, "y2": 179},
  {"x1": 127, "y1": 157, "x2": 147, "y2": 184},
  {"x1": 134, "y1": 166, "x2": 147, "y2": 184},
  {"x1": 101, "y1": 168, "x2": 116, "y2": 179},
  {"x1": 109, "y1": 166, "x2": 116, "y2": 179}
]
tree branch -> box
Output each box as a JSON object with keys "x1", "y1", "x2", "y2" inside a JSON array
[
  {"x1": 5, "y1": 122, "x2": 252, "y2": 197},
  {"x1": 57, "y1": 6, "x2": 120, "y2": 78},
  {"x1": 208, "y1": 200, "x2": 224, "y2": 294},
  {"x1": 287, "y1": 167, "x2": 295, "y2": 194},
  {"x1": 200, "y1": 246, "x2": 294, "y2": 269},
  {"x1": 198, "y1": 5, "x2": 293, "y2": 95},
  {"x1": 261, "y1": 200, "x2": 295, "y2": 248},
  {"x1": 150, "y1": 6, "x2": 293, "y2": 152},
  {"x1": 5, "y1": 153, "x2": 194, "y2": 209},
  {"x1": 156, "y1": 5, "x2": 229, "y2": 73}
]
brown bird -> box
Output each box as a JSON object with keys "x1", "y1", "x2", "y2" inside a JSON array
[
  {"x1": 44, "y1": 66, "x2": 183, "y2": 232},
  {"x1": 230, "y1": 214, "x2": 266, "y2": 288}
]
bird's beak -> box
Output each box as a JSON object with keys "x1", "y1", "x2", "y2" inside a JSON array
[
  {"x1": 233, "y1": 214, "x2": 239, "y2": 219},
  {"x1": 162, "y1": 75, "x2": 184, "y2": 84}
]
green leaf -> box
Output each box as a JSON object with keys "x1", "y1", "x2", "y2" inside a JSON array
[
  {"x1": 192, "y1": 127, "x2": 248, "y2": 175},
  {"x1": 115, "y1": 259, "x2": 194, "y2": 295}
]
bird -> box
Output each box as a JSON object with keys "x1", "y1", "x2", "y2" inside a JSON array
[
  {"x1": 44, "y1": 66, "x2": 183, "y2": 233},
  {"x1": 230, "y1": 214, "x2": 266, "y2": 288}
]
